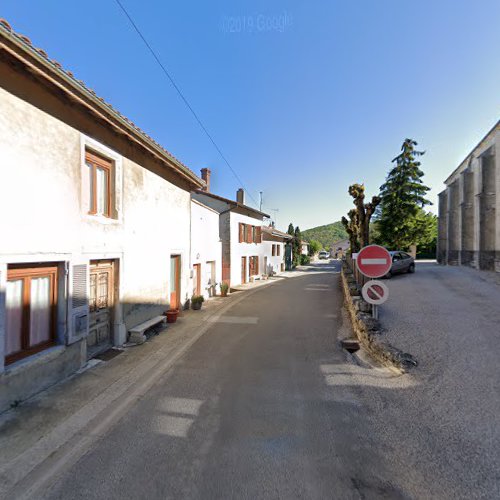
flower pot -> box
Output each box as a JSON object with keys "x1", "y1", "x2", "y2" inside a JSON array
[
  {"x1": 220, "y1": 291, "x2": 228, "y2": 297},
  {"x1": 191, "y1": 302, "x2": 202, "y2": 310},
  {"x1": 165, "y1": 309, "x2": 179, "y2": 323}
]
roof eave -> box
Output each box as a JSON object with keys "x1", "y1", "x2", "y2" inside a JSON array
[{"x1": 0, "y1": 25, "x2": 204, "y2": 189}]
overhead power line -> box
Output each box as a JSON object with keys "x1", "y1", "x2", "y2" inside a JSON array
[{"x1": 113, "y1": 0, "x2": 258, "y2": 207}]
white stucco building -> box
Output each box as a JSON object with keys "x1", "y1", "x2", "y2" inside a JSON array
[
  {"x1": 192, "y1": 189, "x2": 269, "y2": 287},
  {"x1": 261, "y1": 226, "x2": 293, "y2": 275},
  {"x1": 190, "y1": 170, "x2": 222, "y2": 299},
  {"x1": 0, "y1": 24, "x2": 204, "y2": 411}
]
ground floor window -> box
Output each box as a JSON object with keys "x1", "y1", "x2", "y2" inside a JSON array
[{"x1": 5, "y1": 264, "x2": 58, "y2": 365}]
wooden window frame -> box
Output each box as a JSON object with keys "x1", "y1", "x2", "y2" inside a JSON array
[
  {"x1": 246, "y1": 225, "x2": 253, "y2": 244},
  {"x1": 5, "y1": 264, "x2": 58, "y2": 365},
  {"x1": 255, "y1": 226, "x2": 262, "y2": 243},
  {"x1": 85, "y1": 149, "x2": 113, "y2": 218}
]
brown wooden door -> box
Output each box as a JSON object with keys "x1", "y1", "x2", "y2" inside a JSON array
[
  {"x1": 88, "y1": 260, "x2": 114, "y2": 356},
  {"x1": 170, "y1": 255, "x2": 181, "y2": 309},
  {"x1": 241, "y1": 257, "x2": 247, "y2": 284}
]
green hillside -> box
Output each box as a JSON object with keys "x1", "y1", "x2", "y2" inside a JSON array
[{"x1": 302, "y1": 221, "x2": 348, "y2": 249}]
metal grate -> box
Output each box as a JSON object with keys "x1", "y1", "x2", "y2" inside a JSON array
[{"x1": 72, "y1": 264, "x2": 88, "y2": 309}]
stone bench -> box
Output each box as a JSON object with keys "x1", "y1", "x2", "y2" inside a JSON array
[{"x1": 128, "y1": 315, "x2": 166, "y2": 344}]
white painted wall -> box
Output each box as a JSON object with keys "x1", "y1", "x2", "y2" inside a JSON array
[
  {"x1": 0, "y1": 87, "x2": 192, "y2": 373},
  {"x1": 190, "y1": 200, "x2": 222, "y2": 299},
  {"x1": 262, "y1": 240, "x2": 285, "y2": 275},
  {"x1": 229, "y1": 213, "x2": 266, "y2": 286}
]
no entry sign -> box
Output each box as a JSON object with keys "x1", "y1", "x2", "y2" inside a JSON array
[
  {"x1": 356, "y1": 245, "x2": 391, "y2": 278},
  {"x1": 362, "y1": 280, "x2": 389, "y2": 305}
]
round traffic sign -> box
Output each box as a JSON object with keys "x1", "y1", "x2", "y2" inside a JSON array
[
  {"x1": 356, "y1": 245, "x2": 391, "y2": 278},
  {"x1": 361, "y1": 280, "x2": 389, "y2": 305}
]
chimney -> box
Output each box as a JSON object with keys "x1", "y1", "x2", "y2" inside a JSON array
[
  {"x1": 200, "y1": 168, "x2": 211, "y2": 192},
  {"x1": 236, "y1": 188, "x2": 245, "y2": 205}
]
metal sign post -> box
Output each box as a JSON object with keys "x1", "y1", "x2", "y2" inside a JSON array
[{"x1": 358, "y1": 250, "x2": 390, "y2": 319}]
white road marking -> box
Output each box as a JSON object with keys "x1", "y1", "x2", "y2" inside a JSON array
[
  {"x1": 153, "y1": 416, "x2": 194, "y2": 438},
  {"x1": 209, "y1": 316, "x2": 258, "y2": 324},
  {"x1": 158, "y1": 397, "x2": 204, "y2": 416}
]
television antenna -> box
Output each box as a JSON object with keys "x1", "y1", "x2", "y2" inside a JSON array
[{"x1": 269, "y1": 208, "x2": 280, "y2": 227}]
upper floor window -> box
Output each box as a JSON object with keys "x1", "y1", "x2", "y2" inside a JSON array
[
  {"x1": 85, "y1": 149, "x2": 114, "y2": 218},
  {"x1": 239, "y1": 223, "x2": 262, "y2": 243}
]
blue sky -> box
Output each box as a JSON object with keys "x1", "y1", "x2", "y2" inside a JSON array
[{"x1": 3, "y1": 0, "x2": 500, "y2": 230}]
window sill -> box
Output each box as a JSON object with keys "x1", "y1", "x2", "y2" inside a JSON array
[
  {"x1": 3, "y1": 345, "x2": 66, "y2": 376},
  {"x1": 84, "y1": 214, "x2": 121, "y2": 225}
]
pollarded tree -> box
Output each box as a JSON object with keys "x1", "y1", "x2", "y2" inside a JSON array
[
  {"x1": 341, "y1": 209, "x2": 360, "y2": 253},
  {"x1": 378, "y1": 139, "x2": 431, "y2": 249},
  {"x1": 347, "y1": 183, "x2": 380, "y2": 248}
]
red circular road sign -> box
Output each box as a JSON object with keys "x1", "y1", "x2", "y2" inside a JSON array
[
  {"x1": 362, "y1": 280, "x2": 389, "y2": 305},
  {"x1": 356, "y1": 245, "x2": 391, "y2": 278}
]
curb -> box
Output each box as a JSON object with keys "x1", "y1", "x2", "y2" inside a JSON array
[{"x1": 340, "y1": 264, "x2": 417, "y2": 372}]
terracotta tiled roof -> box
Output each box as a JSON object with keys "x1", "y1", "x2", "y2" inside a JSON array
[
  {"x1": 0, "y1": 19, "x2": 204, "y2": 188},
  {"x1": 261, "y1": 225, "x2": 293, "y2": 239},
  {"x1": 194, "y1": 190, "x2": 270, "y2": 219}
]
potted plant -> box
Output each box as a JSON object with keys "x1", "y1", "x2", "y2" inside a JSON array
[
  {"x1": 220, "y1": 282, "x2": 229, "y2": 297},
  {"x1": 165, "y1": 309, "x2": 179, "y2": 323},
  {"x1": 191, "y1": 295, "x2": 205, "y2": 310}
]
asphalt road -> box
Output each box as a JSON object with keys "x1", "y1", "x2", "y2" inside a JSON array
[{"x1": 36, "y1": 261, "x2": 498, "y2": 499}]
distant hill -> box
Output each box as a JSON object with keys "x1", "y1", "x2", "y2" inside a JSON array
[{"x1": 302, "y1": 221, "x2": 348, "y2": 249}]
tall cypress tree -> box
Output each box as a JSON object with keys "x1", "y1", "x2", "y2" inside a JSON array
[
  {"x1": 293, "y1": 226, "x2": 302, "y2": 266},
  {"x1": 378, "y1": 139, "x2": 431, "y2": 249}
]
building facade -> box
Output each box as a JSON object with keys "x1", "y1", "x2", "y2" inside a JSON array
[
  {"x1": 438, "y1": 121, "x2": 500, "y2": 271},
  {"x1": 192, "y1": 189, "x2": 269, "y2": 287},
  {"x1": 190, "y1": 178, "x2": 222, "y2": 300},
  {"x1": 0, "y1": 24, "x2": 203, "y2": 411},
  {"x1": 261, "y1": 226, "x2": 292, "y2": 275}
]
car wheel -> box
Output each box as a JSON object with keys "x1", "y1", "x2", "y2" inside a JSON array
[
  {"x1": 408, "y1": 264, "x2": 415, "y2": 273},
  {"x1": 384, "y1": 271, "x2": 392, "y2": 279}
]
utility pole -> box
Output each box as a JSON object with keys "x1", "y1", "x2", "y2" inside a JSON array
[{"x1": 259, "y1": 191, "x2": 263, "y2": 212}]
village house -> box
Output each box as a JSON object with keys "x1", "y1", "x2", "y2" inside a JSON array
[
  {"x1": 331, "y1": 238, "x2": 350, "y2": 259},
  {"x1": 190, "y1": 169, "x2": 222, "y2": 299},
  {"x1": 261, "y1": 225, "x2": 293, "y2": 275},
  {"x1": 0, "y1": 22, "x2": 205, "y2": 411},
  {"x1": 192, "y1": 189, "x2": 270, "y2": 287},
  {"x1": 438, "y1": 120, "x2": 500, "y2": 271}
]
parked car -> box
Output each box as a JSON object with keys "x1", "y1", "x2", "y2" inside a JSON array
[
  {"x1": 318, "y1": 251, "x2": 330, "y2": 260},
  {"x1": 386, "y1": 251, "x2": 415, "y2": 277}
]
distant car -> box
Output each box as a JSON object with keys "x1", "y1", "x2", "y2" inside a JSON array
[
  {"x1": 318, "y1": 251, "x2": 330, "y2": 260},
  {"x1": 386, "y1": 251, "x2": 415, "y2": 277}
]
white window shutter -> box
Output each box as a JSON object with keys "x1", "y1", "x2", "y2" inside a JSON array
[{"x1": 67, "y1": 259, "x2": 89, "y2": 345}]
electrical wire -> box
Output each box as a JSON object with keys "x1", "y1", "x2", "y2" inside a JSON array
[{"x1": 113, "y1": 0, "x2": 259, "y2": 207}]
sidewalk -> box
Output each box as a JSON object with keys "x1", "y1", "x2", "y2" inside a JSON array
[{"x1": 0, "y1": 277, "x2": 280, "y2": 496}]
